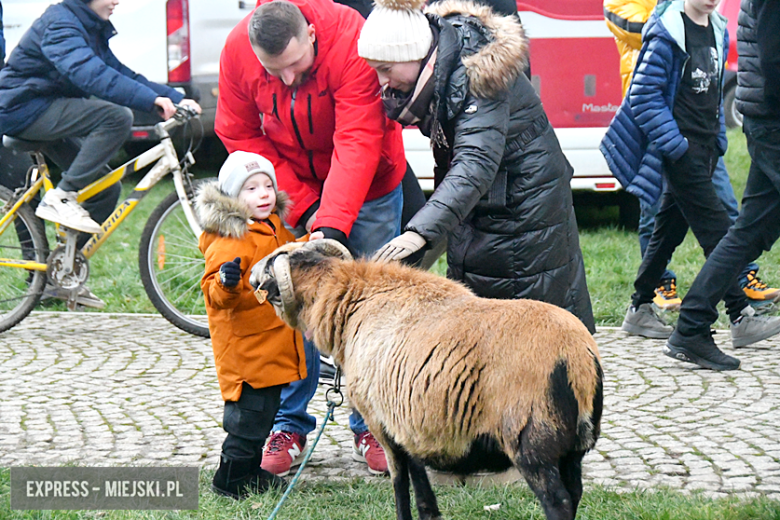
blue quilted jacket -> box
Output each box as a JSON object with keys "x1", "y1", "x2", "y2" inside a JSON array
[
  {"x1": 0, "y1": 0, "x2": 183, "y2": 136},
  {"x1": 600, "y1": 0, "x2": 728, "y2": 205}
]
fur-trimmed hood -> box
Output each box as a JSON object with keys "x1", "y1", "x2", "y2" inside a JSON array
[
  {"x1": 195, "y1": 180, "x2": 290, "y2": 239},
  {"x1": 425, "y1": 0, "x2": 528, "y2": 98}
]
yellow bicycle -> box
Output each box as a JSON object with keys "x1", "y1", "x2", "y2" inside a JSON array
[{"x1": 0, "y1": 106, "x2": 210, "y2": 336}]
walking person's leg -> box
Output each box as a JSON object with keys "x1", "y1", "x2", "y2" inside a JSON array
[
  {"x1": 638, "y1": 195, "x2": 680, "y2": 310},
  {"x1": 672, "y1": 117, "x2": 780, "y2": 366},
  {"x1": 711, "y1": 157, "x2": 779, "y2": 303},
  {"x1": 622, "y1": 188, "x2": 689, "y2": 339}
]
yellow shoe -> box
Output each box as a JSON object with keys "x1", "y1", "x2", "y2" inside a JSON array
[
  {"x1": 653, "y1": 278, "x2": 682, "y2": 311},
  {"x1": 742, "y1": 270, "x2": 780, "y2": 302}
]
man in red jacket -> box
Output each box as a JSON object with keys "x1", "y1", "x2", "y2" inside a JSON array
[{"x1": 216, "y1": 0, "x2": 406, "y2": 477}]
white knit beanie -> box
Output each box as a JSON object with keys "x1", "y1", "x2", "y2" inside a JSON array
[
  {"x1": 358, "y1": 0, "x2": 432, "y2": 62},
  {"x1": 218, "y1": 151, "x2": 277, "y2": 198}
]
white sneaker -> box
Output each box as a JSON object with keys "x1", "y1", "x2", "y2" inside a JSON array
[{"x1": 35, "y1": 188, "x2": 102, "y2": 234}]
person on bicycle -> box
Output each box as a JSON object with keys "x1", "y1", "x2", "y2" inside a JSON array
[
  {"x1": 197, "y1": 151, "x2": 308, "y2": 499},
  {"x1": 216, "y1": 0, "x2": 405, "y2": 476},
  {"x1": 0, "y1": 0, "x2": 201, "y2": 239}
]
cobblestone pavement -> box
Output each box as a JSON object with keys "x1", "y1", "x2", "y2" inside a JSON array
[{"x1": 1, "y1": 312, "x2": 780, "y2": 499}]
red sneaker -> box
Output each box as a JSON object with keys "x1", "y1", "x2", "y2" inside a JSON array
[
  {"x1": 352, "y1": 431, "x2": 389, "y2": 475},
  {"x1": 260, "y1": 431, "x2": 306, "y2": 477}
]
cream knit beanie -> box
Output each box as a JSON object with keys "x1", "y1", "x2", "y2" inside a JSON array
[
  {"x1": 357, "y1": 0, "x2": 432, "y2": 62},
  {"x1": 218, "y1": 151, "x2": 277, "y2": 198}
]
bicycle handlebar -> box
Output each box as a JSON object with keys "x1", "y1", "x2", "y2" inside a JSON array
[{"x1": 157, "y1": 105, "x2": 200, "y2": 135}]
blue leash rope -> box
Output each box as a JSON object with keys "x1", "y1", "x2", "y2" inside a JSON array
[{"x1": 266, "y1": 368, "x2": 343, "y2": 520}]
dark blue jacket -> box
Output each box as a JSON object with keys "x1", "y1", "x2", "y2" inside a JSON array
[
  {"x1": 600, "y1": 0, "x2": 728, "y2": 205},
  {"x1": 0, "y1": 0, "x2": 183, "y2": 136}
]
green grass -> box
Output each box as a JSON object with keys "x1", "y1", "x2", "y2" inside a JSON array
[{"x1": 0, "y1": 468, "x2": 778, "y2": 520}]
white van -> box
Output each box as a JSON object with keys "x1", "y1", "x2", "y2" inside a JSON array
[{"x1": 3, "y1": 0, "x2": 635, "y2": 224}]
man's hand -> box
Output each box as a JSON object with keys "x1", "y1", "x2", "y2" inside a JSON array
[
  {"x1": 373, "y1": 231, "x2": 426, "y2": 262},
  {"x1": 180, "y1": 98, "x2": 202, "y2": 115},
  {"x1": 219, "y1": 257, "x2": 242, "y2": 288},
  {"x1": 154, "y1": 97, "x2": 177, "y2": 120}
]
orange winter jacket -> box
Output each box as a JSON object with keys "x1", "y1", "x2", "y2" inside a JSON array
[
  {"x1": 603, "y1": 0, "x2": 657, "y2": 96},
  {"x1": 215, "y1": 0, "x2": 406, "y2": 237},
  {"x1": 196, "y1": 182, "x2": 306, "y2": 402}
]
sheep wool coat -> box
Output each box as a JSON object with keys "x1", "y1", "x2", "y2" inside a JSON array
[
  {"x1": 406, "y1": 0, "x2": 596, "y2": 333},
  {"x1": 196, "y1": 181, "x2": 307, "y2": 402}
]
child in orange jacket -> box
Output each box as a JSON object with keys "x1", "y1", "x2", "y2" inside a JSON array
[{"x1": 196, "y1": 151, "x2": 307, "y2": 499}]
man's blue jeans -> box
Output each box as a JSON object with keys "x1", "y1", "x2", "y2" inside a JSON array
[
  {"x1": 638, "y1": 156, "x2": 759, "y2": 284},
  {"x1": 272, "y1": 184, "x2": 403, "y2": 436},
  {"x1": 677, "y1": 116, "x2": 780, "y2": 336}
]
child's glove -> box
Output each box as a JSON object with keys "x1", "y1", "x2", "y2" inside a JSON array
[{"x1": 219, "y1": 257, "x2": 242, "y2": 287}]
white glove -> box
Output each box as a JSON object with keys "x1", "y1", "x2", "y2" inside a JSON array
[{"x1": 373, "y1": 231, "x2": 426, "y2": 262}]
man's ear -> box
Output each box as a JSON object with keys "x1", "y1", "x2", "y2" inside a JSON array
[{"x1": 307, "y1": 23, "x2": 316, "y2": 44}]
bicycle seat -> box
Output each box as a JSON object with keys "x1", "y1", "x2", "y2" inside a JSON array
[{"x1": 2, "y1": 135, "x2": 45, "y2": 153}]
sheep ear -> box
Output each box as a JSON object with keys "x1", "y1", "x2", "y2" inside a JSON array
[{"x1": 300, "y1": 239, "x2": 352, "y2": 260}]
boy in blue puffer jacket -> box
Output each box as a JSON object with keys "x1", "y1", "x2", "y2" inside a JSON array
[
  {"x1": 0, "y1": 0, "x2": 200, "y2": 239},
  {"x1": 600, "y1": 0, "x2": 780, "y2": 370}
]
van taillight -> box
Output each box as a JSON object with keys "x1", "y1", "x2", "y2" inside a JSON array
[{"x1": 167, "y1": 0, "x2": 191, "y2": 83}]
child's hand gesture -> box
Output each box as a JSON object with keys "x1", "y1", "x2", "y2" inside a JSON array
[{"x1": 219, "y1": 257, "x2": 242, "y2": 287}]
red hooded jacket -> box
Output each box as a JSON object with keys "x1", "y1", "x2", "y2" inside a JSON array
[{"x1": 215, "y1": 0, "x2": 407, "y2": 236}]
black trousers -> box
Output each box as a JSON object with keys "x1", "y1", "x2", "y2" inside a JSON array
[
  {"x1": 222, "y1": 382, "x2": 283, "y2": 461},
  {"x1": 631, "y1": 139, "x2": 747, "y2": 320},
  {"x1": 677, "y1": 117, "x2": 780, "y2": 336}
]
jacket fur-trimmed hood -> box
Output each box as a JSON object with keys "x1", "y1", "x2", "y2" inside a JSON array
[
  {"x1": 195, "y1": 180, "x2": 290, "y2": 239},
  {"x1": 425, "y1": 0, "x2": 528, "y2": 98}
]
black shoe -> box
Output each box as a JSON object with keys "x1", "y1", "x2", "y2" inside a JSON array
[
  {"x1": 211, "y1": 456, "x2": 287, "y2": 500},
  {"x1": 664, "y1": 330, "x2": 740, "y2": 371}
]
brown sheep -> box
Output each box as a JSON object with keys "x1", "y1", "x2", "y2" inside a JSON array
[{"x1": 250, "y1": 240, "x2": 603, "y2": 520}]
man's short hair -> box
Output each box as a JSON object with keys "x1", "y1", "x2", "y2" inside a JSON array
[{"x1": 249, "y1": 1, "x2": 309, "y2": 56}]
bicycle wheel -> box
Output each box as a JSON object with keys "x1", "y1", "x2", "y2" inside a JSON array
[
  {"x1": 139, "y1": 185, "x2": 209, "y2": 337},
  {"x1": 0, "y1": 186, "x2": 49, "y2": 333}
]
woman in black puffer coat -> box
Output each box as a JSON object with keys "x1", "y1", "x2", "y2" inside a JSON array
[{"x1": 359, "y1": 0, "x2": 595, "y2": 333}]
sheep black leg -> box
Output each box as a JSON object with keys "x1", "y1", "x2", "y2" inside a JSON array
[
  {"x1": 515, "y1": 457, "x2": 574, "y2": 520},
  {"x1": 559, "y1": 451, "x2": 584, "y2": 516},
  {"x1": 383, "y1": 438, "x2": 413, "y2": 520},
  {"x1": 407, "y1": 457, "x2": 442, "y2": 520}
]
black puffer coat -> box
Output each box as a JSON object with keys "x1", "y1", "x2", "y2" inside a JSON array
[
  {"x1": 405, "y1": 0, "x2": 595, "y2": 332},
  {"x1": 736, "y1": 0, "x2": 780, "y2": 119}
]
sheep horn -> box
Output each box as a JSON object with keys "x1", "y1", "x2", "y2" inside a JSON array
[
  {"x1": 272, "y1": 254, "x2": 298, "y2": 328},
  {"x1": 301, "y1": 238, "x2": 353, "y2": 260}
]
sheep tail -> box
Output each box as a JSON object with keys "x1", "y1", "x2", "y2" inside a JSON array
[{"x1": 575, "y1": 354, "x2": 603, "y2": 452}]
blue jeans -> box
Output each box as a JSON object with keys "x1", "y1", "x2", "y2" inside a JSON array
[
  {"x1": 638, "y1": 156, "x2": 759, "y2": 284},
  {"x1": 272, "y1": 183, "x2": 403, "y2": 436},
  {"x1": 677, "y1": 116, "x2": 780, "y2": 335}
]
